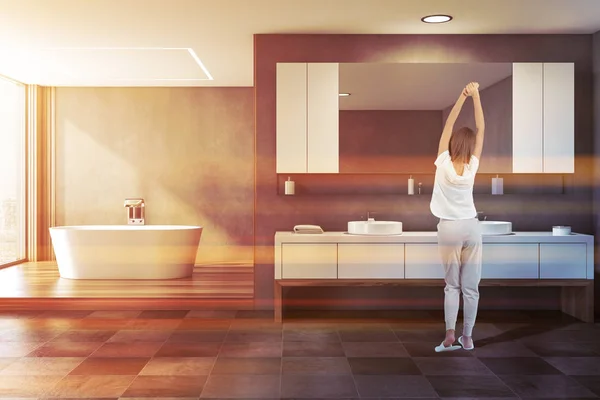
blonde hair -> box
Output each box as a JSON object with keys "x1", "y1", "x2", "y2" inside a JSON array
[{"x1": 449, "y1": 127, "x2": 476, "y2": 163}]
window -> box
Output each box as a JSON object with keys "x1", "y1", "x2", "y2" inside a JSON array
[{"x1": 0, "y1": 76, "x2": 26, "y2": 265}]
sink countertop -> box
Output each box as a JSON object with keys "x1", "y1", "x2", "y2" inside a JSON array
[{"x1": 275, "y1": 231, "x2": 593, "y2": 244}]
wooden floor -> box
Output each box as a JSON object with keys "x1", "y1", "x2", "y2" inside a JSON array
[{"x1": 0, "y1": 262, "x2": 254, "y2": 310}]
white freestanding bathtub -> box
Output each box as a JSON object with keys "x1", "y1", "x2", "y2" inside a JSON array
[{"x1": 49, "y1": 225, "x2": 203, "y2": 280}]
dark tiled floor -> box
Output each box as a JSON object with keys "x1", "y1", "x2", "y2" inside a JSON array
[{"x1": 0, "y1": 309, "x2": 598, "y2": 398}]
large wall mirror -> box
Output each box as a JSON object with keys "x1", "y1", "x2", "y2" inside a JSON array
[{"x1": 338, "y1": 63, "x2": 513, "y2": 174}]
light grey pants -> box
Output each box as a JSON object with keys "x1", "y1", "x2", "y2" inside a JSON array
[{"x1": 437, "y1": 218, "x2": 482, "y2": 337}]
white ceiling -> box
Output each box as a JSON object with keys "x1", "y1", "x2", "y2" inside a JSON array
[
  {"x1": 0, "y1": 0, "x2": 599, "y2": 87},
  {"x1": 339, "y1": 63, "x2": 512, "y2": 110}
]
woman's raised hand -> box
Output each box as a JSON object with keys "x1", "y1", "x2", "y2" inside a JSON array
[{"x1": 464, "y1": 82, "x2": 480, "y2": 96}]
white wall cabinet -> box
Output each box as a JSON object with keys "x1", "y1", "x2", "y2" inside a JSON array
[
  {"x1": 540, "y1": 243, "x2": 586, "y2": 279},
  {"x1": 512, "y1": 62, "x2": 574, "y2": 173},
  {"x1": 405, "y1": 244, "x2": 444, "y2": 279},
  {"x1": 482, "y1": 244, "x2": 539, "y2": 279},
  {"x1": 281, "y1": 243, "x2": 338, "y2": 279},
  {"x1": 338, "y1": 244, "x2": 404, "y2": 279},
  {"x1": 543, "y1": 63, "x2": 575, "y2": 173},
  {"x1": 276, "y1": 63, "x2": 339, "y2": 174}
]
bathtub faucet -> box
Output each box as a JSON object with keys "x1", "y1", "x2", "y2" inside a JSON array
[{"x1": 124, "y1": 198, "x2": 145, "y2": 225}]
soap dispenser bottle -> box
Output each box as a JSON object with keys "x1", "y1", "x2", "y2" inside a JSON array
[
  {"x1": 284, "y1": 177, "x2": 295, "y2": 195},
  {"x1": 408, "y1": 175, "x2": 414, "y2": 195}
]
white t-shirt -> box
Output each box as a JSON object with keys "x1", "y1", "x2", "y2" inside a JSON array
[{"x1": 430, "y1": 150, "x2": 479, "y2": 220}]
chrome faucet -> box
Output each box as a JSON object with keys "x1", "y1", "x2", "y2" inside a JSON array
[
  {"x1": 367, "y1": 211, "x2": 376, "y2": 221},
  {"x1": 477, "y1": 211, "x2": 487, "y2": 221},
  {"x1": 124, "y1": 198, "x2": 145, "y2": 225}
]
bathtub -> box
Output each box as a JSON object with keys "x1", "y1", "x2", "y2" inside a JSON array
[{"x1": 49, "y1": 225, "x2": 202, "y2": 279}]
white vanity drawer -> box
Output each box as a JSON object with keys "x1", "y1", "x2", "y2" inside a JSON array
[
  {"x1": 281, "y1": 244, "x2": 338, "y2": 279},
  {"x1": 482, "y1": 244, "x2": 539, "y2": 279},
  {"x1": 540, "y1": 243, "x2": 587, "y2": 279},
  {"x1": 405, "y1": 244, "x2": 444, "y2": 279},
  {"x1": 338, "y1": 244, "x2": 404, "y2": 279}
]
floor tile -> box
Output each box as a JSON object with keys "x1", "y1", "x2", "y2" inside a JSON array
[
  {"x1": 414, "y1": 357, "x2": 494, "y2": 375},
  {"x1": 499, "y1": 374, "x2": 597, "y2": 398},
  {"x1": 140, "y1": 357, "x2": 214, "y2": 375},
  {"x1": 525, "y1": 341, "x2": 600, "y2": 357},
  {"x1": 0, "y1": 357, "x2": 83, "y2": 376},
  {"x1": 138, "y1": 310, "x2": 190, "y2": 319},
  {"x1": 235, "y1": 310, "x2": 274, "y2": 320},
  {"x1": 573, "y1": 376, "x2": 600, "y2": 397},
  {"x1": 69, "y1": 357, "x2": 150, "y2": 375},
  {"x1": 0, "y1": 342, "x2": 41, "y2": 357},
  {"x1": 108, "y1": 330, "x2": 173, "y2": 343},
  {"x1": 402, "y1": 342, "x2": 473, "y2": 357},
  {"x1": 167, "y1": 330, "x2": 228, "y2": 343},
  {"x1": 281, "y1": 375, "x2": 358, "y2": 398},
  {"x1": 27, "y1": 342, "x2": 101, "y2": 357},
  {"x1": 394, "y1": 328, "x2": 446, "y2": 342},
  {"x1": 0, "y1": 375, "x2": 63, "y2": 397},
  {"x1": 177, "y1": 319, "x2": 231, "y2": 331},
  {"x1": 201, "y1": 374, "x2": 280, "y2": 398},
  {"x1": 86, "y1": 310, "x2": 141, "y2": 319},
  {"x1": 348, "y1": 357, "x2": 420, "y2": 375},
  {"x1": 472, "y1": 341, "x2": 541, "y2": 358},
  {"x1": 123, "y1": 375, "x2": 207, "y2": 397},
  {"x1": 45, "y1": 375, "x2": 135, "y2": 397},
  {"x1": 0, "y1": 328, "x2": 63, "y2": 342},
  {"x1": 283, "y1": 341, "x2": 345, "y2": 357},
  {"x1": 155, "y1": 342, "x2": 221, "y2": 357},
  {"x1": 282, "y1": 357, "x2": 351, "y2": 375},
  {"x1": 544, "y1": 357, "x2": 600, "y2": 376},
  {"x1": 339, "y1": 329, "x2": 398, "y2": 342},
  {"x1": 127, "y1": 319, "x2": 182, "y2": 330},
  {"x1": 211, "y1": 357, "x2": 280, "y2": 375},
  {"x1": 36, "y1": 310, "x2": 93, "y2": 319},
  {"x1": 283, "y1": 328, "x2": 340, "y2": 343},
  {"x1": 225, "y1": 328, "x2": 282, "y2": 343},
  {"x1": 480, "y1": 357, "x2": 563, "y2": 375},
  {"x1": 70, "y1": 318, "x2": 134, "y2": 331},
  {"x1": 186, "y1": 310, "x2": 237, "y2": 319},
  {"x1": 51, "y1": 329, "x2": 117, "y2": 342},
  {"x1": 427, "y1": 375, "x2": 517, "y2": 398},
  {"x1": 220, "y1": 342, "x2": 282, "y2": 358},
  {"x1": 92, "y1": 342, "x2": 163, "y2": 358},
  {"x1": 0, "y1": 358, "x2": 16, "y2": 372},
  {"x1": 354, "y1": 375, "x2": 437, "y2": 398},
  {"x1": 342, "y1": 341, "x2": 409, "y2": 357}
]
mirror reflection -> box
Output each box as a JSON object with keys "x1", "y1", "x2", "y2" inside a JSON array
[{"x1": 338, "y1": 63, "x2": 512, "y2": 173}]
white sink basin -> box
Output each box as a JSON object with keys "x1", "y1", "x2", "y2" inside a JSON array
[
  {"x1": 348, "y1": 221, "x2": 403, "y2": 236},
  {"x1": 480, "y1": 221, "x2": 512, "y2": 235}
]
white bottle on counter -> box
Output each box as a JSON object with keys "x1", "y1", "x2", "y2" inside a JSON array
[
  {"x1": 492, "y1": 175, "x2": 504, "y2": 195},
  {"x1": 408, "y1": 175, "x2": 414, "y2": 195},
  {"x1": 284, "y1": 177, "x2": 295, "y2": 195}
]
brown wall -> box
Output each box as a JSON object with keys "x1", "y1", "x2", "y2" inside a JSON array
[
  {"x1": 339, "y1": 110, "x2": 443, "y2": 173},
  {"x1": 55, "y1": 87, "x2": 254, "y2": 265},
  {"x1": 255, "y1": 34, "x2": 594, "y2": 310},
  {"x1": 442, "y1": 76, "x2": 512, "y2": 173}
]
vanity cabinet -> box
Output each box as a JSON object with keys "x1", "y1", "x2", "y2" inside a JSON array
[
  {"x1": 338, "y1": 244, "x2": 404, "y2": 279},
  {"x1": 482, "y1": 244, "x2": 539, "y2": 279},
  {"x1": 281, "y1": 243, "x2": 338, "y2": 279},
  {"x1": 539, "y1": 243, "x2": 587, "y2": 279},
  {"x1": 512, "y1": 62, "x2": 574, "y2": 173},
  {"x1": 276, "y1": 63, "x2": 339, "y2": 173},
  {"x1": 405, "y1": 244, "x2": 444, "y2": 279}
]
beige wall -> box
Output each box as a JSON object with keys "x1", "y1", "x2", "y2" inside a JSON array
[{"x1": 55, "y1": 87, "x2": 254, "y2": 265}]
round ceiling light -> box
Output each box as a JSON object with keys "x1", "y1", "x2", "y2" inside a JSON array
[{"x1": 421, "y1": 14, "x2": 452, "y2": 23}]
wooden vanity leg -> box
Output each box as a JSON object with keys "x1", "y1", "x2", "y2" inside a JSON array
[
  {"x1": 561, "y1": 282, "x2": 594, "y2": 323},
  {"x1": 274, "y1": 281, "x2": 283, "y2": 323}
]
